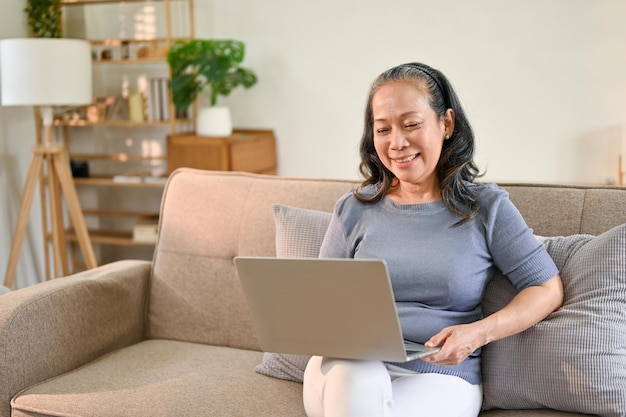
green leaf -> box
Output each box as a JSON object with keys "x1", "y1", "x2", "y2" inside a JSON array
[
  {"x1": 25, "y1": 0, "x2": 62, "y2": 38},
  {"x1": 167, "y1": 39, "x2": 257, "y2": 110}
]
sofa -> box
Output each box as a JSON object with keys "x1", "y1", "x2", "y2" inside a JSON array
[{"x1": 1, "y1": 168, "x2": 625, "y2": 417}]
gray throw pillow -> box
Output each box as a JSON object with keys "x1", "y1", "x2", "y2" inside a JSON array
[
  {"x1": 481, "y1": 224, "x2": 626, "y2": 417},
  {"x1": 253, "y1": 204, "x2": 332, "y2": 383}
]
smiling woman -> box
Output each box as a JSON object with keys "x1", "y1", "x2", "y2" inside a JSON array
[{"x1": 301, "y1": 62, "x2": 564, "y2": 417}]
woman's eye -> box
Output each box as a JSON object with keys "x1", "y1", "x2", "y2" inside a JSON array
[
  {"x1": 376, "y1": 128, "x2": 389, "y2": 135},
  {"x1": 405, "y1": 123, "x2": 419, "y2": 129}
]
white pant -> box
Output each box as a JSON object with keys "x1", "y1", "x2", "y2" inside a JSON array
[{"x1": 303, "y1": 356, "x2": 482, "y2": 417}]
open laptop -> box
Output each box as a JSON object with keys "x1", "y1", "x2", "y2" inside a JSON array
[{"x1": 234, "y1": 256, "x2": 440, "y2": 362}]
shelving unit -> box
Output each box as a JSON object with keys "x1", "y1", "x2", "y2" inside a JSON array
[{"x1": 55, "y1": 0, "x2": 195, "y2": 269}]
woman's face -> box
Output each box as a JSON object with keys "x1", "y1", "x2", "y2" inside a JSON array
[{"x1": 371, "y1": 80, "x2": 452, "y2": 198}]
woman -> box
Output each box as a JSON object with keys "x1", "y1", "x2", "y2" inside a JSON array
[{"x1": 302, "y1": 62, "x2": 564, "y2": 417}]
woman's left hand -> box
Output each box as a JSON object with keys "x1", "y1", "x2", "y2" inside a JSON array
[
  {"x1": 421, "y1": 274, "x2": 564, "y2": 366},
  {"x1": 421, "y1": 322, "x2": 486, "y2": 366}
]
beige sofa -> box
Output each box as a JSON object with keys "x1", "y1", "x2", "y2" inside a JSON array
[{"x1": 1, "y1": 168, "x2": 625, "y2": 417}]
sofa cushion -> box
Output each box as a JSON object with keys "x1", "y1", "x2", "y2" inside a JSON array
[
  {"x1": 253, "y1": 204, "x2": 330, "y2": 382},
  {"x1": 11, "y1": 339, "x2": 306, "y2": 417},
  {"x1": 482, "y1": 224, "x2": 626, "y2": 417}
]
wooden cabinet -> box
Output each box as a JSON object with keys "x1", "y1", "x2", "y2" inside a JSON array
[{"x1": 168, "y1": 130, "x2": 278, "y2": 175}]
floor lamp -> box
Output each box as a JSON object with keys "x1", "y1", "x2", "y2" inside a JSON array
[{"x1": 1, "y1": 38, "x2": 97, "y2": 288}]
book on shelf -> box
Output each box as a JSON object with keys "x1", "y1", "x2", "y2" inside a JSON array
[
  {"x1": 144, "y1": 176, "x2": 168, "y2": 185},
  {"x1": 112, "y1": 172, "x2": 167, "y2": 184},
  {"x1": 148, "y1": 78, "x2": 160, "y2": 121},
  {"x1": 133, "y1": 215, "x2": 159, "y2": 243},
  {"x1": 160, "y1": 78, "x2": 170, "y2": 121},
  {"x1": 112, "y1": 174, "x2": 143, "y2": 183},
  {"x1": 144, "y1": 77, "x2": 171, "y2": 122}
]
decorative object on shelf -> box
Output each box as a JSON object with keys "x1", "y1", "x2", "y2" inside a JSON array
[
  {"x1": 128, "y1": 92, "x2": 145, "y2": 122},
  {"x1": 121, "y1": 41, "x2": 130, "y2": 59},
  {"x1": 25, "y1": 0, "x2": 62, "y2": 38},
  {"x1": 167, "y1": 39, "x2": 258, "y2": 136},
  {"x1": 0, "y1": 38, "x2": 97, "y2": 288},
  {"x1": 107, "y1": 96, "x2": 130, "y2": 121},
  {"x1": 100, "y1": 48, "x2": 112, "y2": 60},
  {"x1": 70, "y1": 160, "x2": 90, "y2": 178}
]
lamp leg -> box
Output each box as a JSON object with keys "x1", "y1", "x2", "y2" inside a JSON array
[
  {"x1": 34, "y1": 107, "x2": 52, "y2": 281},
  {"x1": 39, "y1": 163, "x2": 52, "y2": 281},
  {"x1": 49, "y1": 146, "x2": 97, "y2": 270},
  {"x1": 3, "y1": 151, "x2": 45, "y2": 289},
  {"x1": 47, "y1": 153, "x2": 66, "y2": 278},
  {"x1": 3, "y1": 144, "x2": 98, "y2": 289}
]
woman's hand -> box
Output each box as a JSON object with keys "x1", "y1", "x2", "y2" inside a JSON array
[
  {"x1": 422, "y1": 274, "x2": 564, "y2": 366},
  {"x1": 422, "y1": 322, "x2": 487, "y2": 366}
]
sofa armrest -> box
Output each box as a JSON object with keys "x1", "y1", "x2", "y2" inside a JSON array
[{"x1": 0, "y1": 260, "x2": 151, "y2": 417}]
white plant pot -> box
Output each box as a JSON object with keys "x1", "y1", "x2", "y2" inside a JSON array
[{"x1": 196, "y1": 106, "x2": 233, "y2": 137}]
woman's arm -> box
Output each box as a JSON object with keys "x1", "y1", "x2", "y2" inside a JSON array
[{"x1": 423, "y1": 274, "x2": 564, "y2": 366}]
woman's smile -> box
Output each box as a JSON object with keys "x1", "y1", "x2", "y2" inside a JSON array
[{"x1": 392, "y1": 153, "x2": 420, "y2": 166}]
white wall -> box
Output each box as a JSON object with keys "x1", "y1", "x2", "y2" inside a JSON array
[
  {"x1": 0, "y1": 0, "x2": 43, "y2": 289},
  {"x1": 1, "y1": 0, "x2": 625, "y2": 288},
  {"x1": 210, "y1": 0, "x2": 626, "y2": 184}
]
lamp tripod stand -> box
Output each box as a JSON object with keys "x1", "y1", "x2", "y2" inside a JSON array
[
  {"x1": 3, "y1": 107, "x2": 97, "y2": 288},
  {"x1": 1, "y1": 38, "x2": 96, "y2": 289}
]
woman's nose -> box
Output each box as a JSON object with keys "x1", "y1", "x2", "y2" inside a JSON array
[{"x1": 389, "y1": 129, "x2": 409, "y2": 150}]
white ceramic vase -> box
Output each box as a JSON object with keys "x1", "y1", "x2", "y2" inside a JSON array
[{"x1": 196, "y1": 106, "x2": 233, "y2": 137}]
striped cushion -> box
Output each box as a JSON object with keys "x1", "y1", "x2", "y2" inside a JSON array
[{"x1": 482, "y1": 224, "x2": 626, "y2": 416}]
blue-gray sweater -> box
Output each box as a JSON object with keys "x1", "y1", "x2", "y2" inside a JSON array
[{"x1": 319, "y1": 182, "x2": 558, "y2": 385}]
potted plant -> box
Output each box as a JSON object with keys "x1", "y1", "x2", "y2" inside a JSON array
[
  {"x1": 167, "y1": 39, "x2": 258, "y2": 136},
  {"x1": 25, "y1": 0, "x2": 62, "y2": 38}
]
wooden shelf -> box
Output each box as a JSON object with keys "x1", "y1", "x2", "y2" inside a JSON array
[
  {"x1": 62, "y1": 0, "x2": 170, "y2": 4},
  {"x1": 66, "y1": 229, "x2": 155, "y2": 247},
  {"x1": 93, "y1": 57, "x2": 167, "y2": 65},
  {"x1": 54, "y1": 119, "x2": 192, "y2": 127},
  {"x1": 70, "y1": 153, "x2": 166, "y2": 162},
  {"x1": 74, "y1": 176, "x2": 167, "y2": 187},
  {"x1": 82, "y1": 209, "x2": 159, "y2": 218},
  {"x1": 88, "y1": 38, "x2": 173, "y2": 46}
]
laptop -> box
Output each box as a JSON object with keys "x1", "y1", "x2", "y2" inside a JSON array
[{"x1": 234, "y1": 256, "x2": 440, "y2": 362}]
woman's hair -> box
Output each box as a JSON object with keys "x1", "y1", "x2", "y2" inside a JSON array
[{"x1": 356, "y1": 62, "x2": 482, "y2": 224}]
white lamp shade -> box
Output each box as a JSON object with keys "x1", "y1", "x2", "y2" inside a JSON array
[{"x1": 0, "y1": 38, "x2": 92, "y2": 106}]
